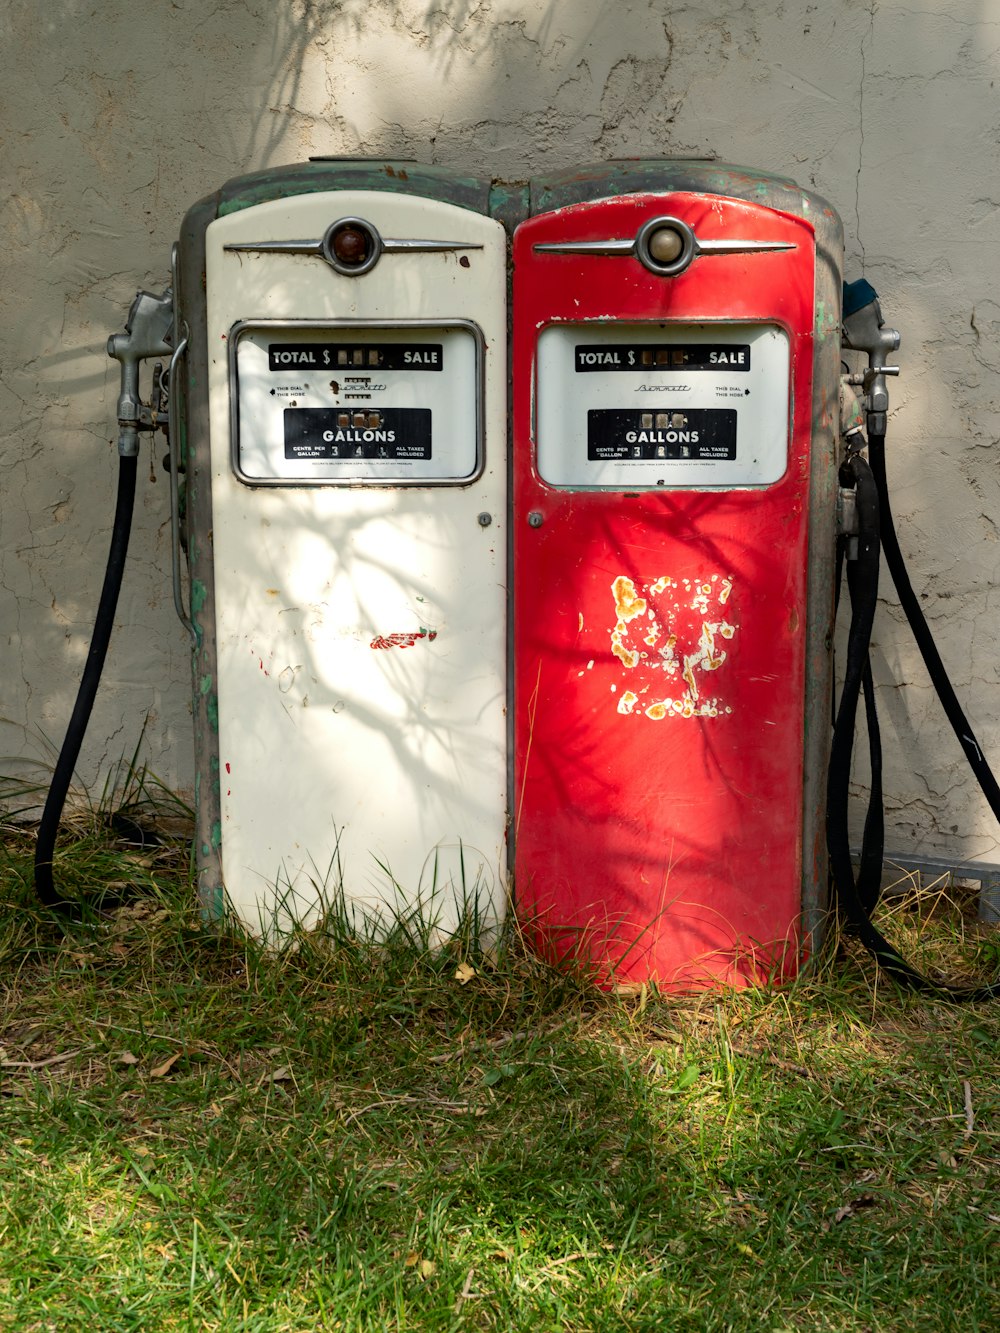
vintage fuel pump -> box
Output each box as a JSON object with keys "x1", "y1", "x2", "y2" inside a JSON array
[
  {"x1": 511, "y1": 162, "x2": 844, "y2": 988},
  {"x1": 168, "y1": 161, "x2": 513, "y2": 935},
  {"x1": 36, "y1": 160, "x2": 514, "y2": 938}
]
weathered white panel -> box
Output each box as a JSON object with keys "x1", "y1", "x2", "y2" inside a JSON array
[{"x1": 204, "y1": 191, "x2": 507, "y2": 933}]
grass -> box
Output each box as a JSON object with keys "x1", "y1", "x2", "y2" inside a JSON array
[{"x1": 1, "y1": 786, "x2": 998, "y2": 1331}]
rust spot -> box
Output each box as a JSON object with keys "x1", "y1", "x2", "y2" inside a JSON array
[
  {"x1": 609, "y1": 575, "x2": 739, "y2": 720},
  {"x1": 611, "y1": 576, "x2": 646, "y2": 622},
  {"x1": 459, "y1": 255, "x2": 471, "y2": 268},
  {"x1": 788, "y1": 608, "x2": 800, "y2": 634},
  {"x1": 698, "y1": 623, "x2": 727, "y2": 671},
  {"x1": 610, "y1": 576, "x2": 646, "y2": 668},
  {"x1": 682, "y1": 659, "x2": 698, "y2": 700},
  {"x1": 611, "y1": 630, "x2": 640, "y2": 669}
]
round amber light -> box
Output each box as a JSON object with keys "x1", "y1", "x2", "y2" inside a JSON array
[
  {"x1": 647, "y1": 226, "x2": 685, "y2": 264},
  {"x1": 332, "y1": 225, "x2": 370, "y2": 265}
]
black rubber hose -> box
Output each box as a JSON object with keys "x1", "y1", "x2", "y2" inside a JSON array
[
  {"x1": 829, "y1": 452, "x2": 1000, "y2": 1001},
  {"x1": 848, "y1": 559, "x2": 885, "y2": 914},
  {"x1": 34, "y1": 455, "x2": 138, "y2": 915},
  {"x1": 828, "y1": 455, "x2": 881, "y2": 930},
  {"x1": 833, "y1": 466, "x2": 885, "y2": 916},
  {"x1": 868, "y1": 431, "x2": 1000, "y2": 819}
]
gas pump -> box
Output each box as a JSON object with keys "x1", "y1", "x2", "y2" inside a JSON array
[
  {"x1": 37, "y1": 160, "x2": 512, "y2": 939},
  {"x1": 511, "y1": 162, "x2": 844, "y2": 988},
  {"x1": 172, "y1": 161, "x2": 511, "y2": 936}
]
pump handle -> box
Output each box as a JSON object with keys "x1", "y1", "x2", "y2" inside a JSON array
[
  {"x1": 107, "y1": 289, "x2": 174, "y2": 456},
  {"x1": 841, "y1": 281, "x2": 901, "y2": 435}
]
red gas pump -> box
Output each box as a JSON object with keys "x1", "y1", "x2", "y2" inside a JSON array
[{"x1": 512, "y1": 163, "x2": 844, "y2": 988}]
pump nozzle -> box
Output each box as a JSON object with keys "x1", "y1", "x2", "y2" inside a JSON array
[
  {"x1": 842, "y1": 279, "x2": 900, "y2": 436},
  {"x1": 107, "y1": 289, "x2": 174, "y2": 456}
]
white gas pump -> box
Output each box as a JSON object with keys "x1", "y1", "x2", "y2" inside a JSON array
[{"x1": 178, "y1": 168, "x2": 510, "y2": 937}]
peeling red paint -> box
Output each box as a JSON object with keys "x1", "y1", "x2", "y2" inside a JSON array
[{"x1": 370, "y1": 629, "x2": 438, "y2": 650}]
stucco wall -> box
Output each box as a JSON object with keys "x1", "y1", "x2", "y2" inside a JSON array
[{"x1": 3, "y1": 0, "x2": 999, "y2": 867}]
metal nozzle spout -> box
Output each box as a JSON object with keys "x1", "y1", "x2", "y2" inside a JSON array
[
  {"x1": 107, "y1": 289, "x2": 174, "y2": 456},
  {"x1": 842, "y1": 279, "x2": 901, "y2": 436}
]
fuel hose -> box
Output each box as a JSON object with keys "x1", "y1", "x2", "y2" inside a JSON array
[
  {"x1": 33, "y1": 455, "x2": 138, "y2": 917},
  {"x1": 829, "y1": 449, "x2": 1000, "y2": 1001},
  {"x1": 868, "y1": 431, "x2": 1000, "y2": 820}
]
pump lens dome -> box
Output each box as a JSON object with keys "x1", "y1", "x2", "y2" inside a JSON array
[{"x1": 321, "y1": 217, "x2": 383, "y2": 274}]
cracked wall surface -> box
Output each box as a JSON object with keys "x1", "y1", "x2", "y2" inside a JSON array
[{"x1": 2, "y1": 0, "x2": 1000, "y2": 866}]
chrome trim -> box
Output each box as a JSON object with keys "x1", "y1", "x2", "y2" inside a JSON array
[
  {"x1": 224, "y1": 219, "x2": 484, "y2": 276},
  {"x1": 533, "y1": 219, "x2": 795, "y2": 274},
  {"x1": 224, "y1": 238, "x2": 324, "y2": 255},
  {"x1": 696, "y1": 239, "x2": 795, "y2": 255},
  {"x1": 223, "y1": 237, "x2": 484, "y2": 254},
  {"x1": 381, "y1": 238, "x2": 484, "y2": 253},
  {"x1": 321, "y1": 216, "x2": 382, "y2": 275},
  {"x1": 635, "y1": 215, "x2": 697, "y2": 276},
  {"x1": 532, "y1": 239, "x2": 637, "y2": 256}
]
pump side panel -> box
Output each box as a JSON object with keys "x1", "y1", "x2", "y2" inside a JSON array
[
  {"x1": 513, "y1": 193, "x2": 820, "y2": 988},
  {"x1": 204, "y1": 192, "x2": 507, "y2": 936}
]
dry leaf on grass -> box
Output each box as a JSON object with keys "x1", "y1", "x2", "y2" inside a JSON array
[
  {"x1": 454, "y1": 963, "x2": 477, "y2": 985},
  {"x1": 149, "y1": 1052, "x2": 184, "y2": 1078},
  {"x1": 403, "y1": 1253, "x2": 437, "y2": 1278}
]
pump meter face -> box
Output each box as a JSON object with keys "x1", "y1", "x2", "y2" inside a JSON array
[
  {"x1": 232, "y1": 321, "x2": 482, "y2": 485},
  {"x1": 536, "y1": 321, "x2": 790, "y2": 489}
]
